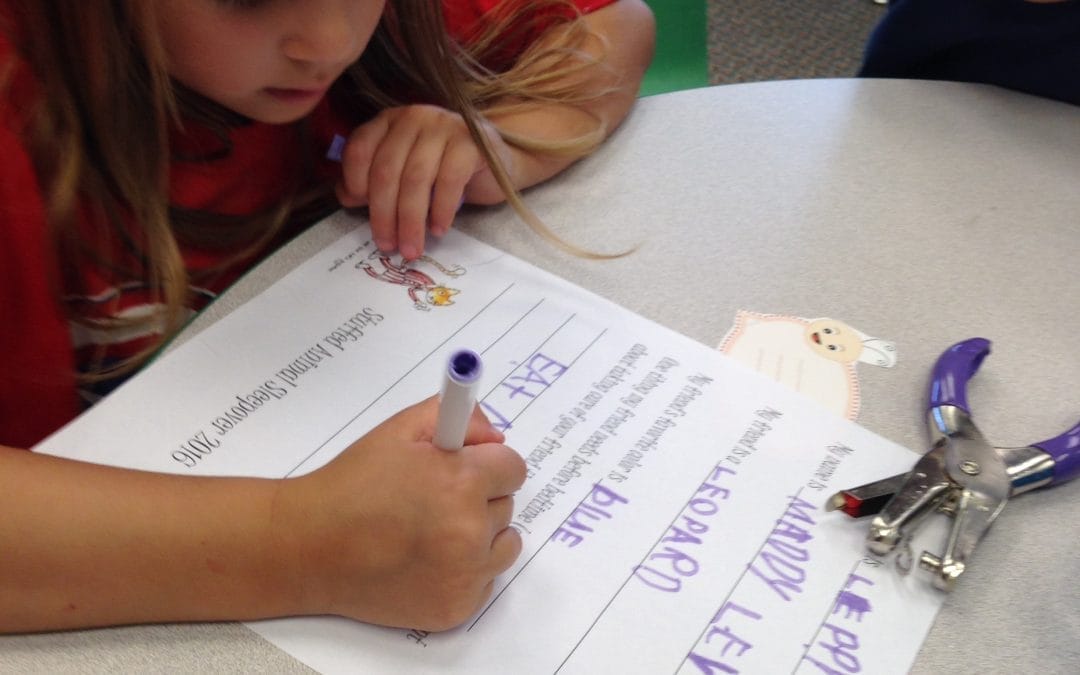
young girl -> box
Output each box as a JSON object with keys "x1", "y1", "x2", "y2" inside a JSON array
[{"x1": 0, "y1": 0, "x2": 654, "y2": 632}]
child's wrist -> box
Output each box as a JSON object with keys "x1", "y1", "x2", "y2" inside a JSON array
[{"x1": 265, "y1": 476, "x2": 328, "y2": 617}]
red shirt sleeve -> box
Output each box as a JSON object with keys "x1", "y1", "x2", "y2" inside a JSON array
[
  {"x1": 445, "y1": 0, "x2": 617, "y2": 24},
  {"x1": 442, "y1": 0, "x2": 620, "y2": 70}
]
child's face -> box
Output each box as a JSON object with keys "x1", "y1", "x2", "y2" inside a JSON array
[{"x1": 154, "y1": 0, "x2": 385, "y2": 124}]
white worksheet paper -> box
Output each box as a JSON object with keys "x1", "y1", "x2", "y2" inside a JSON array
[{"x1": 37, "y1": 213, "x2": 943, "y2": 674}]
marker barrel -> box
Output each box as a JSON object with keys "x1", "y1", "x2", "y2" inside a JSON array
[{"x1": 433, "y1": 350, "x2": 482, "y2": 450}]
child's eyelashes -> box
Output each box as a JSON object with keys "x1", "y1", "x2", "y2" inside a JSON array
[{"x1": 215, "y1": 0, "x2": 274, "y2": 10}]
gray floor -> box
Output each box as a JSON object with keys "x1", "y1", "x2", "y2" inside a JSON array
[{"x1": 707, "y1": 0, "x2": 887, "y2": 83}]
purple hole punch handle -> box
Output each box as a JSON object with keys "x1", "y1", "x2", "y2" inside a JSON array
[
  {"x1": 928, "y1": 337, "x2": 991, "y2": 415},
  {"x1": 1034, "y1": 420, "x2": 1080, "y2": 484}
]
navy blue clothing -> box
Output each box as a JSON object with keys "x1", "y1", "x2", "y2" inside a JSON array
[{"x1": 860, "y1": 0, "x2": 1080, "y2": 105}]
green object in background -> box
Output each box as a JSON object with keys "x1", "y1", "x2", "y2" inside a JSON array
[{"x1": 639, "y1": 0, "x2": 709, "y2": 96}]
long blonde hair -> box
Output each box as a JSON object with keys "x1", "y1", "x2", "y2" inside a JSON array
[{"x1": 3, "y1": 0, "x2": 608, "y2": 380}]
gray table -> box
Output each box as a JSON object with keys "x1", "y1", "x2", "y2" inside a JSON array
[{"x1": 4, "y1": 79, "x2": 1078, "y2": 674}]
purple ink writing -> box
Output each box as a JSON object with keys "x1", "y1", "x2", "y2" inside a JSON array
[
  {"x1": 748, "y1": 495, "x2": 818, "y2": 601},
  {"x1": 633, "y1": 464, "x2": 737, "y2": 592},
  {"x1": 550, "y1": 483, "x2": 629, "y2": 549},
  {"x1": 500, "y1": 353, "x2": 568, "y2": 399},
  {"x1": 480, "y1": 401, "x2": 513, "y2": 432},
  {"x1": 686, "y1": 601, "x2": 763, "y2": 674},
  {"x1": 803, "y1": 624, "x2": 861, "y2": 674},
  {"x1": 480, "y1": 352, "x2": 570, "y2": 431},
  {"x1": 803, "y1": 572, "x2": 875, "y2": 673}
]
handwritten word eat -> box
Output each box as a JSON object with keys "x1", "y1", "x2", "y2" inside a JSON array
[{"x1": 480, "y1": 353, "x2": 569, "y2": 431}]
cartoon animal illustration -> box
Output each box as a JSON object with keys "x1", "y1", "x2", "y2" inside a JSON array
[
  {"x1": 719, "y1": 311, "x2": 897, "y2": 420},
  {"x1": 357, "y1": 252, "x2": 464, "y2": 311}
]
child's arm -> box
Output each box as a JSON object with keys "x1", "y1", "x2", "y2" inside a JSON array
[
  {"x1": 465, "y1": 0, "x2": 657, "y2": 202},
  {"x1": 0, "y1": 397, "x2": 524, "y2": 632},
  {"x1": 335, "y1": 0, "x2": 655, "y2": 260}
]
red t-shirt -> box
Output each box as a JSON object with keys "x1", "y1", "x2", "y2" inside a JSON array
[
  {"x1": 0, "y1": 0, "x2": 617, "y2": 448},
  {"x1": 444, "y1": 0, "x2": 618, "y2": 68}
]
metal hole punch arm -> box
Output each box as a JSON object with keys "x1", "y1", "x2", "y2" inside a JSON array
[
  {"x1": 1035, "y1": 420, "x2": 1080, "y2": 485},
  {"x1": 826, "y1": 338, "x2": 1080, "y2": 591}
]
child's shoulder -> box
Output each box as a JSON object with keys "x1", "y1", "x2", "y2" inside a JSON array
[
  {"x1": 0, "y1": 14, "x2": 41, "y2": 134},
  {"x1": 0, "y1": 17, "x2": 50, "y2": 233},
  {"x1": 442, "y1": 0, "x2": 620, "y2": 71},
  {"x1": 442, "y1": 0, "x2": 620, "y2": 36}
]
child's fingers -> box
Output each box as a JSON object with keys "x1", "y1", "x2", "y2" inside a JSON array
[
  {"x1": 429, "y1": 139, "x2": 478, "y2": 236},
  {"x1": 464, "y1": 442, "x2": 526, "y2": 500},
  {"x1": 464, "y1": 403, "x2": 505, "y2": 445},
  {"x1": 334, "y1": 182, "x2": 365, "y2": 209},
  {"x1": 488, "y1": 520, "x2": 523, "y2": 573},
  {"x1": 360, "y1": 114, "x2": 425, "y2": 253},
  {"x1": 395, "y1": 129, "x2": 447, "y2": 260},
  {"x1": 487, "y1": 494, "x2": 515, "y2": 539},
  {"x1": 413, "y1": 395, "x2": 502, "y2": 445},
  {"x1": 336, "y1": 116, "x2": 389, "y2": 208},
  {"x1": 366, "y1": 134, "x2": 419, "y2": 254}
]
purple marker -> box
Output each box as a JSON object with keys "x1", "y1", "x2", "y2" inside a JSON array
[
  {"x1": 433, "y1": 349, "x2": 483, "y2": 450},
  {"x1": 326, "y1": 134, "x2": 346, "y2": 162}
]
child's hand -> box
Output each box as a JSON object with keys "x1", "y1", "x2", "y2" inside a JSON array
[
  {"x1": 278, "y1": 395, "x2": 526, "y2": 631},
  {"x1": 335, "y1": 105, "x2": 512, "y2": 260}
]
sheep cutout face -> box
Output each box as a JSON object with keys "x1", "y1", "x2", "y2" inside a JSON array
[{"x1": 718, "y1": 311, "x2": 897, "y2": 420}]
